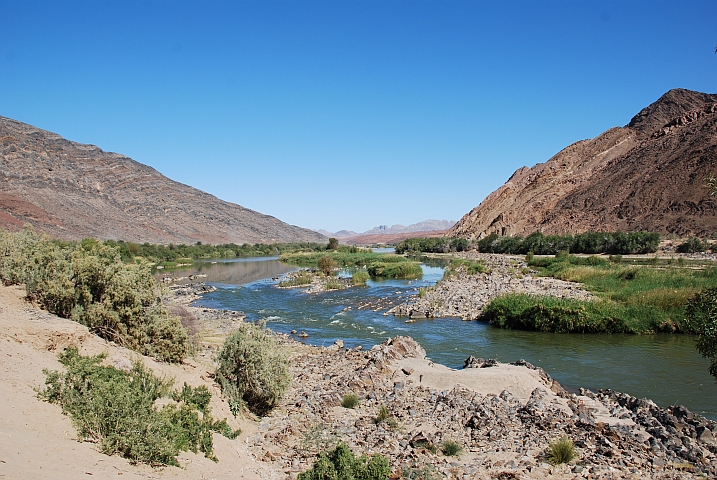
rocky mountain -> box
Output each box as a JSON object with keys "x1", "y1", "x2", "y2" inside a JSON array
[
  {"x1": 0, "y1": 117, "x2": 326, "y2": 244},
  {"x1": 449, "y1": 89, "x2": 717, "y2": 239},
  {"x1": 320, "y1": 219, "x2": 455, "y2": 239}
]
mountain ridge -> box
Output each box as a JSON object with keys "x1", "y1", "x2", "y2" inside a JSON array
[
  {"x1": 319, "y1": 219, "x2": 455, "y2": 239},
  {"x1": 0, "y1": 116, "x2": 326, "y2": 245},
  {"x1": 449, "y1": 88, "x2": 717, "y2": 239}
]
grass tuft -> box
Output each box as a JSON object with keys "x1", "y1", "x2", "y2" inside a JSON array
[
  {"x1": 547, "y1": 435, "x2": 577, "y2": 465},
  {"x1": 341, "y1": 392, "x2": 359, "y2": 409},
  {"x1": 440, "y1": 439, "x2": 463, "y2": 457}
]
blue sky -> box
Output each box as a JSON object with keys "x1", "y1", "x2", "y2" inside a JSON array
[{"x1": 1, "y1": 1, "x2": 715, "y2": 233}]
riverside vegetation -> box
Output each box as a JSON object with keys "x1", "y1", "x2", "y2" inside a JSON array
[
  {"x1": 0, "y1": 226, "x2": 189, "y2": 362},
  {"x1": 279, "y1": 250, "x2": 423, "y2": 280},
  {"x1": 481, "y1": 254, "x2": 717, "y2": 334}
]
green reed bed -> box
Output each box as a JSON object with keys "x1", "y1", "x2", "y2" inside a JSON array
[
  {"x1": 279, "y1": 251, "x2": 411, "y2": 267},
  {"x1": 482, "y1": 255, "x2": 717, "y2": 333},
  {"x1": 279, "y1": 252, "x2": 423, "y2": 279}
]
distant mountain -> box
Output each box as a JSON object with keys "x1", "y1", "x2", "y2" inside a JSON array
[
  {"x1": 320, "y1": 219, "x2": 455, "y2": 239},
  {"x1": 449, "y1": 89, "x2": 717, "y2": 239},
  {"x1": 316, "y1": 229, "x2": 358, "y2": 238},
  {"x1": 0, "y1": 116, "x2": 326, "y2": 244}
]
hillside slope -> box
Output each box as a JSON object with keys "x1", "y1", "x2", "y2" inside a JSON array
[
  {"x1": 449, "y1": 89, "x2": 717, "y2": 239},
  {"x1": 0, "y1": 117, "x2": 326, "y2": 244}
]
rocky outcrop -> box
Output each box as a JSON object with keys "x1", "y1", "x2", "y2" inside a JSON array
[
  {"x1": 449, "y1": 89, "x2": 717, "y2": 239},
  {"x1": 387, "y1": 252, "x2": 592, "y2": 320},
  {"x1": 0, "y1": 116, "x2": 326, "y2": 244},
  {"x1": 245, "y1": 334, "x2": 717, "y2": 479}
]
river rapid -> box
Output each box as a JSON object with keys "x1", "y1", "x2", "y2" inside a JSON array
[{"x1": 163, "y1": 256, "x2": 717, "y2": 420}]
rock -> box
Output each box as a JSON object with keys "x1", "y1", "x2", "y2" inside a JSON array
[
  {"x1": 334, "y1": 339, "x2": 344, "y2": 349},
  {"x1": 699, "y1": 426, "x2": 717, "y2": 447},
  {"x1": 463, "y1": 356, "x2": 498, "y2": 369}
]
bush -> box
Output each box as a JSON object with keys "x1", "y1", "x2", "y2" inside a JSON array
[
  {"x1": 341, "y1": 392, "x2": 359, "y2": 409},
  {"x1": 318, "y1": 256, "x2": 337, "y2": 276},
  {"x1": 678, "y1": 237, "x2": 709, "y2": 253},
  {"x1": 475, "y1": 231, "x2": 659, "y2": 255},
  {"x1": 440, "y1": 439, "x2": 463, "y2": 456},
  {"x1": 547, "y1": 435, "x2": 577, "y2": 465},
  {"x1": 0, "y1": 228, "x2": 188, "y2": 363},
  {"x1": 375, "y1": 404, "x2": 389, "y2": 423},
  {"x1": 298, "y1": 443, "x2": 390, "y2": 480},
  {"x1": 352, "y1": 270, "x2": 370, "y2": 286},
  {"x1": 448, "y1": 259, "x2": 488, "y2": 275},
  {"x1": 685, "y1": 288, "x2": 717, "y2": 380},
  {"x1": 39, "y1": 347, "x2": 237, "y2": 466},
  {"x1": 367, "y1": 262, "x2": 423, "y2": 279},
  {"x1": 395, "y1": 237, "x2": 470, "y2": 254},
  {"x1": 216, "y1": 322, "x2": 291, "y2": 415}
]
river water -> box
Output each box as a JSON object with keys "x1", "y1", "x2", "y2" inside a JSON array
[{"x1": 165, "y1": 256, "x2": 717, "y2": 419}]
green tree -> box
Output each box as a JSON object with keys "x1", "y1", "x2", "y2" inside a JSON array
[
  {"x1": 686, "y1": 288, "x2": 717, "y2": 380},
  {"x1": 327, "y1": 237, "x2": 339, "y2": 250}
]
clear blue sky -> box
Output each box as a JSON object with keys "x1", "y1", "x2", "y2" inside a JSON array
[{"x1": 1, "y1": 1, "x2": 715, "y2": 233}]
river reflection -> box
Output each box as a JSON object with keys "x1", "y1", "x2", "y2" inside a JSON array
[{"x1": 165, "y1": 257, "x2": 717, "y2": 420}]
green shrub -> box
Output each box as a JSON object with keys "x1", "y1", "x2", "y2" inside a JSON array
[
  {"x1": 440, "y1": 439, "x2": 463, "y2": 457},
  {"x1": 216, "y1": 322, "x2": 290, "y2": 415},
  {"x1": 367, "y1": 262, "x2": 423, "y2": 279},
  {"x1": 341, "y1": 392, "x2": 359, "y2": 409},
  {"x1": 318, "y1": 256, "x2": 337, "y2": 276},
  {"x1": 395, "y1": 237, "x2": 470, "y2": 254},
  {"x1": 686, "y1": 288, "x2": 717, "y2": 380},
  {"x1": 278, "y1": 270, "x2": 313, "y2": 287},
  {"x1": 325, "y1": 278, "x2": 345, "y2": 290},
  {"x1": 678, "y1": 237, "x2": 708, "y2": 253},
  {"x1": 39, "y1": 347, "x2": 237, "y2": 466},
  {"x1": 352, "y1": 270, "x2": 370, "y2": 286},
  {"x1": 0, "y1": 228, "x2": 188, "y2": 363},
  {"x1": 547, "y1": 435, "x2": 577, "y2": 465},
  {"x1": 375, "y1": 404, "x2": 389, "y2": 423},
  {"x1": 298, "y1": 443, "x2": 390, "y2": 480},
  {"x1": 173, "y1": 383, "x2": 212, "y2": 413},
  {"x1": 476, "y1": 231, "x2": 659, "y2": 255},
  {"x1": 448, "y1": 259, "x2": 488, "y2": 275}
]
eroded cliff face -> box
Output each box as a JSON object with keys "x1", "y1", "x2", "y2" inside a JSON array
[
  {"x1": 449, "y1": 89, "x2": 717, "y2": 239},
  {"x1": 0, "y1": 117, "x2": 326, "y2": 244}
]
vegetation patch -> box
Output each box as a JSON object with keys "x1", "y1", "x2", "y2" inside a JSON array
[
  {"x1": 367, "y1": 261, "x2": 423, "y2": 279},
  {"x1": 215, "y1": 321, "x2": 291, "y2": 416},
  {"x1": 298, "y1": 443, "x2": 390, "y2": 480},
  {"x1": 352, "y1": 270, "x2": 370, "y2": 286},
  {"x1": 396, "y1": 237, "x2": 469, "y2": 254},
  {"x1": 482, "y1": 255, "x2": 717, "y2": 333},
  {"x1": 0, "y1": 227, "x2": 188, "y2": 362},
  {"x1": 39, "y1": 347, "x2": 238, "y2": 466},
  {"x1": 448, "y1": 258, "x2": 488, "y2": 275},
  {"x1": 546, "y1": 435, "x2": 577, "y2": 465},
  {"x1": 341, "y1": 392, "x2": 359, "y2": 409},
  {"x1": 103, "y1": 239, "x2": 331, "y2": 264},
  {"x1": 440, "y1": 439, "x2": 463, "y2": 457},
  {"x1": 685, "y1": 287, "x2": 717, "y2": 379},
  {"x1": 477, "y1": 231, "x2": 660, "y2": 255},
  {"x1": 278, "y1": 270, "x2": 314, "y2": 287},
  {"x1": 280, "y1": 251, "x2": 407, "y2": 268}
]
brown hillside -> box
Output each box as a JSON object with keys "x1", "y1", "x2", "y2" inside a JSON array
[
  {"x1": 0, "y1": 117, "x2": 326, "y2": 244},
  {"x1": 449, "y1": 89, "x2": 717, "y2": 239}
]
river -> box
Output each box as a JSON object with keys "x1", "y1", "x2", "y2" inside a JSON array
[{"x1": 163, "y1": 256, "x2": 717, "y2": 420}]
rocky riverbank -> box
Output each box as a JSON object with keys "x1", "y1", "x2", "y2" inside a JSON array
[
  {"x1": 245, "y1": 335, "x2": 717, "y2": 479},
  {"x1": 388, "y1": 253, "x2": 592, "y2": 320},
  {"x1": 164, "y1": 282, "x2": 717, "y2": 479}
]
